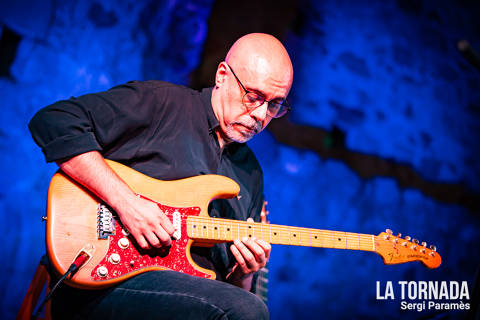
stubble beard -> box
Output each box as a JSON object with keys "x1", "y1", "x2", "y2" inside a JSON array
[{"x1": 224, "y1": 121, "x2": 262, "y2": 144}]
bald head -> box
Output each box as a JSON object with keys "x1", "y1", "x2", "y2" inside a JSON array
[
  {"x1": 225, "y1": 33, "x2": 293, "y2": 89},
  {"x1": 211, "y1": 33, "x2": 293, "y2": 148}
]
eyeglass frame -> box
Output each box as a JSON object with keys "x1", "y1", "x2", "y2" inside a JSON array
[{"x1": 226, "y1": 63, "x2": 290, "y2": 118}]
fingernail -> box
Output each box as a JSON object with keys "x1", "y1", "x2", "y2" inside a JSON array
[
  {"x1": 234, "y1": 239, "x2": 241, "y2": 245},
  {"x1": 242, "y1": 237, "x2": 248, "y2": 242}
]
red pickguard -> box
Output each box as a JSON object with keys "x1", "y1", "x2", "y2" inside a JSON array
[{"x1": 91, "y1": 203, "x2": 211, "y2": 281}]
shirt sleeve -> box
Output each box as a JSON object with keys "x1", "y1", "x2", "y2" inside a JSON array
[{"x1": 28, "y1": 81, "x2": 166, "y2": 162}]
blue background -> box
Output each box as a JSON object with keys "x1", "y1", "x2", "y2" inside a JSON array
[{"x1": 1, "y1": 0, "x2": 479, "y2": 319}]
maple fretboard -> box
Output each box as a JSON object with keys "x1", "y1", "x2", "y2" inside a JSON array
[{"x1": 187, "y1": 216, "x2": 376, "y2": 251}]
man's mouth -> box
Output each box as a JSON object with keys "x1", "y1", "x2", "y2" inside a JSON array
[{"x1": 238, "y1": 124, "x2": 257, "y2": 134}]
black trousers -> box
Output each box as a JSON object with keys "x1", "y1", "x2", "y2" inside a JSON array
[{"x1": 51, "y1": 270, "x2": 269, "y2": 320}]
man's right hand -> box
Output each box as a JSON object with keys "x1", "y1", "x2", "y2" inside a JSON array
[
  {"x1": 57, "y1": 151, "x2": 175, "y2": 250},
  {"x1": 113, "y1": 194, "x2": 176, "y2": 249}
]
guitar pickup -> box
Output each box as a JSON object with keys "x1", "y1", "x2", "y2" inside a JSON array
[{"x1": 172, "y1": 211, "x2": 181, "y2": 240}]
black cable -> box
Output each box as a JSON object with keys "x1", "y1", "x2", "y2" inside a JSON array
[{"x1": 31, "y1": 263, "x2": 79, "y2": 320}]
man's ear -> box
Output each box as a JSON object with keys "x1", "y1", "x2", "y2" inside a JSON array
[{"x1": 215, "y1": 61, "x2": 228, "y2": 87}]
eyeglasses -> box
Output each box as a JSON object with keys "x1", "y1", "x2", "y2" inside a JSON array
[{"x1": 227, "y1": 63, "x2": 290, "y2": 118}]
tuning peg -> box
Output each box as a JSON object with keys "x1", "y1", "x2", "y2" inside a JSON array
[
  {"x1": 429, "y1": 245, "x2": 437, "y2": 252},
  {"x1": 397, "y1": 233, "x2": 402, "y2": 238},
  {"x1": 404, "y1": 236, "x2": 411, "y2": 241},
  {"x1": 413, "y1": 239, "x2": 419, "y2": 244},
  {"x1": 386, "y1": 229, "x2": 393, "y2": 235},
  {"x1": 421, "y1": 241, "x2": 427, "y2": 247}
]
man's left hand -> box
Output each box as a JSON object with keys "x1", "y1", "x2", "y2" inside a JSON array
[{"x1": 227, "y1": 218, "x2": 271, "y2": 289}]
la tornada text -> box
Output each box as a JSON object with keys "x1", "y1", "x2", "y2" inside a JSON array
[{"x1": 376, "y1": 281, "x2": 470, "y2": 312}]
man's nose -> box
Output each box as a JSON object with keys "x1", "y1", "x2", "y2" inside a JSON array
[{"x1": 249, "y1": 101, "x2": 269, "y2": 122}]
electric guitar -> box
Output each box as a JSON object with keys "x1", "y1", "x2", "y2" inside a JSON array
[{"x1": 45, "y1": 160, "x2": 441, "y2": 289}]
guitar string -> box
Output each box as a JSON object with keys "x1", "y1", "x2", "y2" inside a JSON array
[
  {"x1": 179, "y1": 217, "x2": 433, "y2": 256},
  {"x1": 187, "y1": 216, "x2": 376, "y2": 239},
  {"x1": 186, "y1": 216, "x2": 377, "y2": 250},
  {"x1": 161, "y1": 215, "x2": 409, "y2": 252}
]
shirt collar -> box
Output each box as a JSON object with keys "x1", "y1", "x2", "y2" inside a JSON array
[
  {"x1": 200, "y1": 87, "x2": 220, "y2": 131},
  {"x1": 199, "y1": 87, "x2": 244, "y2": 154}
]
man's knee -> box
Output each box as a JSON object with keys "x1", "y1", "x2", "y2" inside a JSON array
[{"x1": 227, "y1": 292, "x2": 269, "y2": 320}]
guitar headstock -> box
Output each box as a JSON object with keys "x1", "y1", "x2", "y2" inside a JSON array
[{"x1": 375, "y1": 229, "x2": 441, "y2": 269}]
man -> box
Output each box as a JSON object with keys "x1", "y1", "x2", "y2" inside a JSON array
[{"x1": 29, "y1": 33, "x2": 293, "y2": 319}]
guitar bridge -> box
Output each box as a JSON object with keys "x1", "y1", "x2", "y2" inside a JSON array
[{"x1": 98, "y1": 204, "x2": 116, "y2": 239}]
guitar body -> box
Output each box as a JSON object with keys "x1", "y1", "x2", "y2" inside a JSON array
[{"x1": 46, "y1": 160, "x2": 240, "y2": 289}]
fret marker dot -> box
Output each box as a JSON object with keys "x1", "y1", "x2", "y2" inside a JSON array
[
  {"x1": 338, "y1": 238, "x2": 341, "y2": 241},
  {"x1": 227, "y1": 228, "x2": 230, "y2": 231},
  {"x1": 274, "y1": 232, "x2": 277, "y2": 235},
  {"x1": 314, "y1": 236, "x2": 318, "y2": 239},
  {"x1": 203, "y1": 226, "x2": 206, "y2": 229},
  {"x1": 293, "y1": 234, "x2": 296, "y2": 237}
]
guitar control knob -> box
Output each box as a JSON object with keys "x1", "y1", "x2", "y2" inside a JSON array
[
  {"x1": 401, "y1": 242, "x2": 408, "y2": 247},
  {"x1": 118, "y1": 238, "x2": 129, "y2": 249},
  {"x1": 109, "y1": 253, "x2": 121, "y2": 264},
  {"x1": 404, "y1": 236, "x2": 411, "y2": 241},
  {"x1": 413, "y1": 239, "x2": 419, "y2": 244},
  {"x1": 386, "y1": 229, "x2": 393, "y2": 235},
  {"x1": 122, "y1": 228, "x2": 130, "y2": 236},
  {"x1": 411, "y1": 245, "x2": 417, "y2": 250},
  {"x1": 397, "y1": 233, "x2": 402, "y2": 238},
  {"x1": 421, "y1": 248, "x2": 426, "y2": 253},
  {"x1": 429, "y1": 245, "x2": 437, "y2": 252},
  {"x1": 421, "y1": 242, "x2": 427, "y2": 247},
  {"x1": 97, "y1": 266, "x2": 108, "y2": 277}
]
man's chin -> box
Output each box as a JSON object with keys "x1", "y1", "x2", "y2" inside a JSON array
[{"x1": 225, "y1": 129, "x2": 254, "y2": 144}]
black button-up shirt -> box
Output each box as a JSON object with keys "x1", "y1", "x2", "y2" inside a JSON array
[{"x1": 29, "y1": 80, "x2": 264, "y2": 280}]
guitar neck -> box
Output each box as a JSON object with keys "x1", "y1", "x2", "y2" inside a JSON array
[{"x1": 187, "y1": 216, "x2": 376, "y2": 252}]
